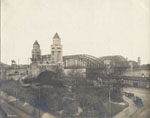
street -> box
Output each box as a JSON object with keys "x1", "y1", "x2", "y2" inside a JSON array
[{"x1": 114, "y1": 87, "x2": 150, "y2": 118}]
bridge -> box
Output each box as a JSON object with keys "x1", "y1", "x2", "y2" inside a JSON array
[
  {"x1": 63, "y1": 54, "x2": 104, "y2": 69},
  {"x1": 63, "y1": 54, "x2": 106, "y2": 78}
]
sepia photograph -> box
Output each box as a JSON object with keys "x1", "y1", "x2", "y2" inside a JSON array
[{"x1": 0, "y1": 0, "x2": 150, "y2": 118}]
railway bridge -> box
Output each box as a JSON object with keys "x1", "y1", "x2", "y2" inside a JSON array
[{"x1": 63, "y1": 54, "x2": 105, "y2": 78}]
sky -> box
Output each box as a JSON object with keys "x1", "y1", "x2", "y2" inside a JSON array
[{"x1": 1, "y1": 0, "x2": 150, "y2": 64}]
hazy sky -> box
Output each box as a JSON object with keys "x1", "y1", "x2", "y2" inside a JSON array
[{"x1": 1, "y1": 0, "x2": 150, "y2": 64}]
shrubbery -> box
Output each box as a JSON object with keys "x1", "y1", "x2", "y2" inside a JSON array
[{"x1": 1, "y1": 70, "x2": 124, "y2": 118}]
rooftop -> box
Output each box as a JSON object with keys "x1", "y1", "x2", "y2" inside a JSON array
[
  {"x1": 53, "y1": 32, "x2": 60, "y2": 39},
  {"x1": 33, "y1": 40, "x2": 40, "y2": 45}
]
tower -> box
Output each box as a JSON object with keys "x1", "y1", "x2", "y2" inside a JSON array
[
  {"x1": 31, "y1": 40, "x2": 41, "y2": 63},
  {"x1": 137, "y1": 57, "x2": 141, "y2": 65},
  {"x1": 51, "y1": 33, "x2": 63, "y2": 64}
]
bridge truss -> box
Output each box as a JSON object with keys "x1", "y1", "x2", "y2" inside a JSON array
[{"x1": 63, "y1": 54, "x2": 104, "y2": 69}]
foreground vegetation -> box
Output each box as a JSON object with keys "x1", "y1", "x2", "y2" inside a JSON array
[{"x1": 0, "y1": 71, "x2": 126, "y2": 118}]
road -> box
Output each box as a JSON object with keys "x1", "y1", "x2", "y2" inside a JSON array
[{"x1": 114, "y1": 87, "x2": 150, "y2": 118}]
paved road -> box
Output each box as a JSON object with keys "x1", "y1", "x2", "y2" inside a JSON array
[{"x1": 114, "y1": 87, "x2": 150, "y2": 118}]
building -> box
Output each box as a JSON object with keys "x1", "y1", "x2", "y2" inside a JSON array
[
  {"x1": 29, "y1": 33, "x2": 63, "y2": 77},
  {"x1": 2, "y1": 33, "x2": 63, "y2": 79},
  {"x1": 122, "y1": 64, "x2": 150, "y2": 88},
  {"x1": 0, "y1": 61, "x2": 29, "y2": 81},
  {"x1": 6, "y1": 64, "x2": 29, "y2": 80},
  {"x1": 30, "y1": 32, "x2": 63, "y2": 65},
  {"x1": 1, "y1": 32, "x2": 150, "y2": 83},
  {"x1": 98, "y1": 56, "x2": 150, "y2": 88}
]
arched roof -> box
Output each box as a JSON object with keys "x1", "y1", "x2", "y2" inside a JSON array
[
  {"x1": 63, "y1": 54, "x2": 104, "y2": 69},
  {"x1": 98, "y1": 55, "x2": 129, "y2": 67}
]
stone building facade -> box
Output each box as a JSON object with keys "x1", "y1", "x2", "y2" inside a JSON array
[
  {"x1": 30, "y1": 33, "x2": 63, "y2": 65},
  {"x1": 6, "y1": 64, "x2": 29, "y2": 80},
  {"x1": 122, "y1": 65, "x2": 150, "y2": 88},
  {"x1": 29, "y1": 33, "x2": 63, "y2": 77}
]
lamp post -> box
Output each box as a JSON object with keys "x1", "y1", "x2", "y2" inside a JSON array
[
  {"x1": 107, "y1": 72, "x2": 112, "y2": 118},
  {"x1": 15, "y1": 71, "x2": 20, "y2": 107},
  {"x1": 15, "y1": 61, "x2": 21, "y2": 107},
  {"x1": 38, "y1": 84, "x2": 41, "y2": 118},
  {"x1": 37, "y1": 84, "x2": 41, "y2": 118},
  {"x1": 33, "y1": 84, "x2": 41, "y2": 118},
  {"x1": 121, "y1": 78, "x2": 124, "y2": 94},
  {"x1": 105, "y1": 60, "x2": 112, "y2": 118},
  {"x1": 142, "y1": 73, "x2": 145, "y2": 88},
  {"x1": 33, "y1": 102, "x2": 37, "y2": 118}
]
